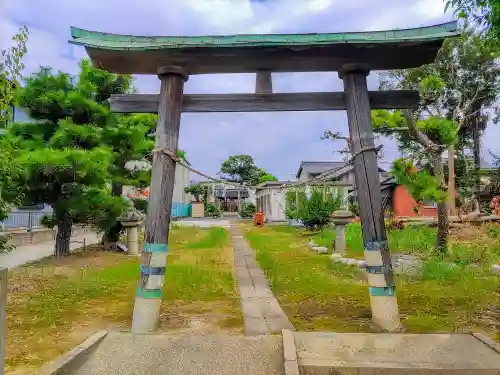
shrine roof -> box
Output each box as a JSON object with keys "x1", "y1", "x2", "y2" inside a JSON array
[{"x1": 69, "y1": 21, "x2": 459, "y2": 75}]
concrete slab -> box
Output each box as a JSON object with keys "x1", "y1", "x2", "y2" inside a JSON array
[
  {"x1": 294, "y1": 332, "x2": 500, "y2": 375},
  {"x1": 36, "y1": 331, "x2": 108, "y2": 375},
  {"x1": 174, "y1": 219, "x2": 231, "y2": 228},
  {"x1": 71, "y1": 332, "x2": 284, "y2": 375}
]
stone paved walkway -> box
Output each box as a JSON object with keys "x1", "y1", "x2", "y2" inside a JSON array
[{"x1": 229, "y1": 224, "x2": 294, "y2": 336}]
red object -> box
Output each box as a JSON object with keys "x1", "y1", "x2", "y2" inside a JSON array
[
  {"x1": 254, "y1": 212, "x2": 265, "y2": 227},
  {"x1": 392, "y1": 185, "x2": 437, "y2": 217}
]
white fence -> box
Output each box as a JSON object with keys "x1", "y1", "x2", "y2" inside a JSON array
[
  {"x1": 1, "y1": 211, "x2": 46, "y2": 231},
  {"x1": 0, "y1": 268, "x2": 6, "y2": 375}
]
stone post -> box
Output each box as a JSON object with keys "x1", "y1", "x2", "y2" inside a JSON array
[
  {"x1": 119, "y1": 200, "x2": 145, "y2": 257},
  {"x1": 331, "y1": 210, "x2": 354, "y2": 257}
]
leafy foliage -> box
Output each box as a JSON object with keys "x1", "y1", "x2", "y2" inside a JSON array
[
  {"x1": 219, "y1": 154, "x2": 275, "y2": 185},
  {"x1": 0, "y1": 26, "x2": 28, "y2": 127},
  {"x1": 373, "y1": 29, "x2": 500, "y2": 252},
  {"x1": 391, "y1": 159, "x2": 448, "y2": 205},
  {"x1": 204, "y1": 202, "x2": 221, "y2": 218},
  {"x1": 285, "y1": 186, "x2": 341, "y2": 230},
  {"x1": 258, "y1": 173, "x2": 278, "y2": 184},
  {"x1": 7, "y1": 63, "x2": 128, "y2": 255},
  {"x1": 184, "y1": 183, "x2": 207, "y2": 202},
  {"x1": 239, "y1": 203, "x2": 256, "y2": 218},
  {"x1": 446, "y1": 0, "x2": 500, "y2": 40},
  {"x1": 131, "y1": 197, "x2": 148, "y2": 214},
  {"x1": 0, "y1": 27, "x2": 29, "y2": 251},
  {"x1": 0, "y1": 234, "x2": 14, "y2": 254}
]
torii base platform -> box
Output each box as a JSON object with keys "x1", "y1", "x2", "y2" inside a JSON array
[
  {"x1": 38, "y1": 331, "x2": 500, "y2": 375},
  {"x1": 69, "y1": 21, "x2": 460, "y2": 334}
]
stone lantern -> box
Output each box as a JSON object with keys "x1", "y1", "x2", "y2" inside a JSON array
[
  {"x1": 330, "y1": 209, "x2": 355, "y2": 257},
  {"x1": 119, "y1": 200, "x2": 146, "y2": 256}
]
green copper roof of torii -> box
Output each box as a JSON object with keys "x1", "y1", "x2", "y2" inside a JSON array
[{"x1": 70, "y1": 21, "x2": 459, "y2": 51}]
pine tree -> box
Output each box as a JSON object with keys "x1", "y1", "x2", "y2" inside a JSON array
[{"x1": 9, "y1": 63, "x2": 125, "y2": 255}]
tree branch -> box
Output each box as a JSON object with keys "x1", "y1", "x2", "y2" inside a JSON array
[{"x1": 402, "y1": 110, "x2": 442, "y2": 153}]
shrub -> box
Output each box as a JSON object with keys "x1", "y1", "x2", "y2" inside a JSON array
[
  {"x1": 240, "y1": 203, "x2": 256, "y2": 218},
  {"x1": 295, "y1": 187, "x2": 341, "y2": 230},
  {"x1": 204, "y1": 202, "x2": 221, "y2": 218},
  {"x1": 131, "y1": 197, "x2": 148, "y2": 214},
  {"x1": 0, "y1": 234, "x2": 14, "y2": 254},
  {"x1": 184, "y1": 183, "x2": 207, "y2": 202}
]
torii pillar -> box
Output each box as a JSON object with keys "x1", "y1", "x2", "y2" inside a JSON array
[
  {"x1": 131, "y1": 66, "x2": 188, "y2": 333},
  {"x1": 339, "y1": 63, "x2": 402, "y2": 332}
]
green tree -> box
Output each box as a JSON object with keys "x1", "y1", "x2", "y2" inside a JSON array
[
  {"x1": 374, "y1": 29, "x2": 500, "y2": 252},
  {"x1": 78, "y1": 60, "x2": 159, "y2": 242},
  {"x1": 374, "y1": 76, "x2": 458, "y2": 253},
  {"x1": 436, "y1": 30, "x2": 500, "y2": 197},
  {"x1": 219, "y1": 155, "x2": 275, "y2": 185},
  {"x1": 219, "y1": 154, "x2": 257, "y2": 183},
  {"x1": 258, "y1": 173, "x2": 278, "y2": 184},
  {"x1": 184, "y1": 183, "x2": 207, "y2": 202},
  {"x1": 0, "y1": 26, "x2": 28, "y2": 232},
  {"x1": 9, "y1": 64, "x2": 126, "y2": 256},
  {"x1": 446, "y1": 1, "x2": 500, "y2": 39},
  {"x1": 0, "y1": 26, "x2": 28, "y2": 127}
]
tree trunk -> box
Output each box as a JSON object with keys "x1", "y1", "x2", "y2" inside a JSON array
[
  {"x1": 472, "y1": 126, "x2": 482, "y2": 198},
  {"x1": 447, "y1": 145, "x2": 457, "y2": 216},
  {"x1": 436, "y1": 201, "x2": 449, "y2": 253},
  {"x1": 104, "y1": 182, "x2": 125, "y2": 245},
  {"x1": 55, "y1": 212, "x2": 72, "y2": 257},
  {"x1": 112, "y1": 182, "x2": 123, "y2": 197},
  {"x1": 432, "y1": 153, "x2": 449, "y2": 253}
]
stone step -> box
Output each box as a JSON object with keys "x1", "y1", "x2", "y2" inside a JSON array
[
  {"x1": 68, "y1": 332, "x2": 285, "y2": 375},
  {"x1": 293, "y1": 332, "x2": 500, "y2": 375}
]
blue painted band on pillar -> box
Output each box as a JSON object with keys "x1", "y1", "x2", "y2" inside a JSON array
[
  {"x1": 366, "y1": 265, "x2": 393, "y2": 274},
  {"x1": 137, "y1": 288, "x2": 163, "y2": 299},
  {"x1": 143, "y1": 243, "x2": 168, "y2": 253},
  {"x1": 369, "y1": 286, "x2": 396, "y2": 297},
  {"x1": 364, "y1": 240, "x2": 389, "y2": 251},
  {"x1": 140, "y1": 265, "x2": 166, "y2": 275}
]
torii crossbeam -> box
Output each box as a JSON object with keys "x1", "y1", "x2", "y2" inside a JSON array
[{"x1": 69, "y1": 21, "x2": 460, "y2": 334}]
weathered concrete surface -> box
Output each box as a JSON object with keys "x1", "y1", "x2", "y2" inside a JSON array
[
  {"x1": 282, "y1": 329, "x2": 300, "y2": 375},
  {"x1": 36, "y1": 331, "x2": 108, "y2": 375},
  {"x1": 70, "y1": 332, "x2": 284, "y2": 375},
  {"x1": 174, "y1": 218, "x2": 231, "y2": 228},
  {"x1": 294, "y1": 332, "x2": 500, "y2": 375},
  {"x1": 230, "y1": 225, "x2": 294, "y2": 336}
]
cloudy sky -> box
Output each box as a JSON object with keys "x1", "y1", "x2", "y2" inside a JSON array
[{"x1": 1, "y1": 0, "x2": 499, "y2": 180}]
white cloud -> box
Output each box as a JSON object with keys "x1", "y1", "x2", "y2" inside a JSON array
[{"x1": 3, "y1": 0, "x2": 497, "y2": 178}]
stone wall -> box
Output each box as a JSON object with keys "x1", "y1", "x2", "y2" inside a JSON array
[{"x1": 4, "y1": 225, "x2": 93, "y2": 247}]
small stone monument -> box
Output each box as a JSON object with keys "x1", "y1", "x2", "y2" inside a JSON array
[
  {"x1": 119, "y1": 200, "x2": 145, "y2": 256},
  {"x1": 330, "y1": 209, "x2": 355, "y2": 257}
]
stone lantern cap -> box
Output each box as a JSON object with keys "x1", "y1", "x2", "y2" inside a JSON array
[
  {"x1": 331, "y1": 209, "x2": 355, "y2": 225},
  {"x1": 119, "y1": 200, "x2": 146, "y2": 227}
]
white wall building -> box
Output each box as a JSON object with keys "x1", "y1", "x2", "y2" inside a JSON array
[{"x1": 255, "y1": 181, "x2": 295, "y2": 222}]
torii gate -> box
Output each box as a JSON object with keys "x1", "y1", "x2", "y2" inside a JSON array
[{"x1": 69, "y1": 21, "x2": 459, "y2": 333}]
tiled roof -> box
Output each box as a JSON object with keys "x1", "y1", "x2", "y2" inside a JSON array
[
  {"x1": 296, "y1": 161, "x2": 347, "y2": 178},
  {"x1": 257, "y1": 180, "x2": 297, "y2": 188},
  {"x1": 70, "y1": 22, "x2": 459, "y2": 51}
]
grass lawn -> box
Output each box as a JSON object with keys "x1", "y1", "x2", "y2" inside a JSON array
[
  {"x1": 243, "y1": 222, "x2": 500, "y2": 338},
  {"x1": 5, "y1": 226, "x2": 241, "y2": 374}
]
